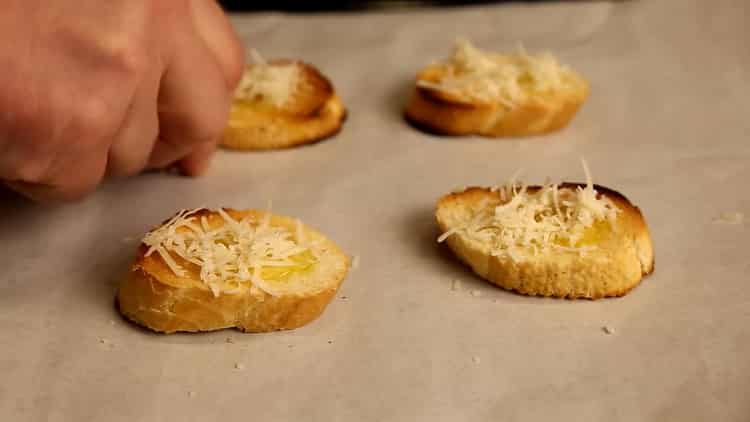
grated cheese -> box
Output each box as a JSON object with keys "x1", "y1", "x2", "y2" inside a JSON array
[
  {"x1": 418, "y1": 39, "x2": 573, "y2": 107},
  {"x1": 142, "y1": 208, "x2": 316, "y2": 297},
  {"x1": 439, "y1": 159, "x2": 620, "y2": 262},
  {"x1": 234, "y1": 49, "x2": 300, "y2": 107}
]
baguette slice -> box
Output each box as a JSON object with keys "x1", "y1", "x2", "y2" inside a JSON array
[
  {"x1": 117, "y1": 208, "x2": 349, "y2": 333},
  {"x1": 222, "y1": 59, "x2": 346, "y2": 150},
  {"x1": 436, "y1": 185, "x2": 654, "y2": 299},
  {"x1": 405, "y1": 40, "x2": 589, "y2": 137}
]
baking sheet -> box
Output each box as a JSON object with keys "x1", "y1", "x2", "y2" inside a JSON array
[{"x1": 2, "y1": 0, "x2": 749, "y2": 420}]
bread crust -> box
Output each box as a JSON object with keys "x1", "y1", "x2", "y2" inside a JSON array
[
  {"x1": 405, "y1": 66, "x2": 589, "y2": 137},
  {"x1": 436, "y1": 185, "x2": 654, "y2": 299},
  {"x1": 117, "y1": 209, "x2": 350, "y2": 333},
  {"x1": 222, "y1": 61, "x2": 346, "y2": 150}
]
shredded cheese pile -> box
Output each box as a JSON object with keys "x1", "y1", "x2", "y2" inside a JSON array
[
  {"x1": 418, "y1": 39, "x2": 571, "y2": 107},
  {"x1": 142, "y1": 208, "x2": 316, "y2": 297},
  {"x1": 438, "y1": 160, "x2": 620, "y2": 261},
  {"x1": 233, "y1": 50, "x2": 300, "y2": 107}
]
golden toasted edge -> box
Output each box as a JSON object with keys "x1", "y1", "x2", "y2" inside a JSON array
[
  {"x1": 435, "y1": 185, "x2": 654, "y2": 299},
  {"x1": 116, "y1": 209, "x2": 350, "y2": 333},
  {"x1": 222, "y1": 60, "x2": 347, "y2": 151},
  {"x1": 222, "y1": 94, "x2": 347, "y2": 150},
  {"x1": 405, "y1": 73, "x2": 589, "y2": 138}
]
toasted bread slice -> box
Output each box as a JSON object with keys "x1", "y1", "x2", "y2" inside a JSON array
[
  {"x1": 222, "y1": 60, "x2": 346, "y2": 150},
  {"x1": 405, "y1": 40, "x2": 589, "y2": 137},
  {"x1": 436, "y1": 184, "x2": 654, "y2": 299},
  {"x1": 117, "y1": 208, "x2": 350, "y2": 333}
]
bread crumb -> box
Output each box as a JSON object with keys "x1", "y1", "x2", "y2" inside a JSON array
[
  {"x1": 340, "y1": 295, "x2": 348, "y2": 300},
  {"x1": 188, "y1": 391, "x2": 197, "y2": 398},
  {"x1": 451, "y1": 279, "x2": 463, "y2": 291},
  {"x1": 327, "y1": 340, "x2": 333, "y2": 344},
  {"x1": 351, "y1": 255, "x2": 360, "y2": 271},
  {"x1": 472, "y1": 356, "x2": 481, "y2": 364},
  {"x1": 97, "y1": 336, "x2": 115, "y2": 350},
  {"x1": 109, "y1": 320, "x2": 116, "y2": 326},
  {"x1": 602, "y1": 326, "x2": 615, "y2": 335},
  {"x1": 234, "y1": 363, "x2": 245, "y2": 370},
  {"x1": 470, "y1": 289, "x2": 482, "y2": 297},
  {"x1": 225, "y1": 337, "x2": 235, "y2": 344},
  {"x1": 713, "y1": 212, "x2": 744, "y2": 225},
  {"x1": 451, "y1": 186, "x2": 468, "y2": 194}
]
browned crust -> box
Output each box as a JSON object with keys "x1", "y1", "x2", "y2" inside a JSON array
[
  {"x1": 436, "y1": 185, "x2": 655, "y2": 299},
  {"x1": 221, "y1": 61, "x2": 347, "y2": 151},
  {"x1": 405, "y1": 70, "x2": 589, "y2": 138},
  {"x1": 116, "y1": 209, "x2": 350, "y2": 333}
]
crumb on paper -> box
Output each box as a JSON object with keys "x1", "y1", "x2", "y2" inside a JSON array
[
  {"x1": 713, "y1": 212, "x2": 744, "y2": 225},
  {"x1": 225, "y1": 337, "x2": 235, "y2": 344},
  {"x1": 109, "y1": 320, "x2": 116, "y2": 326},
  {"x1": 327, "y1": 340, "x2": 333, "y2": 344},
  {"x1": 470, "y1": 289, "x2": 482, "y2": 297},
  {"x1": 472, "y1": 356, "x2": 481, "y2": 364},
  {"x1": 602, "y1": 326, "x2": 616, "y2": 335},
  {"x1": 188, "y1": 391, "x2": 197, "y2": 398},
  {"x1": 234, "y1": 363, "x2": 245, "y2": 370},
  {"x1": 351, "y1": 255, "x2": 360, "y2": 271},
  {"x1": 97, "y1": 336, "x2": 115, "y2": 350},
  {"x1": 288, "y1": 344, "x2": 294, "y2": 349},
  {"x1": 340, "y1": 295, "x2": 348, "y2": 300},
  {"x1": 451, "y1": 279, "x2": 463, "y2": 291}
]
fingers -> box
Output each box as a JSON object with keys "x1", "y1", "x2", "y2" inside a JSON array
[
  {"x1": 152, "y1": 14, "x2": 232, "y2": 173},
  {"x1": 0, "y1": 87, "x2": 114, "y2": 202},
  {"x1": 189, "y1": 0, "x2": 245, "y2": 89},
  {"x1": 4, "y1": 148, "x2": 108, "y2": 203},
  {"x1": 179, "y1": 141, "x2": 216, "y2": 176},
  {"x1": 106, "y1": 73, "x2": 160, "y2": 178}
]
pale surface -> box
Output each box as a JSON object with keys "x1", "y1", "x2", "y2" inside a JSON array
[{"x1": 1, "y1": 1, "x2": 749, "y2": 421}]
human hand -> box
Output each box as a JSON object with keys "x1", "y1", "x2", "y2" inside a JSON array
[{"x1": 0, "y1": 0, "x2": 244, "y2": 202}]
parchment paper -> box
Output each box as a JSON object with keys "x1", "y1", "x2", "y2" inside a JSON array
[{"x1": 1, "y1": 1, "x2": 749, "y2": 420}]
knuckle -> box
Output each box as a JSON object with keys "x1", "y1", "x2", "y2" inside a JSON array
[
  {"x1": 112, "y1": 45, "x2": 150, "y2": 83},
  {"x1": 71, "y1": 95, "x2": 121, "y2": 142}
]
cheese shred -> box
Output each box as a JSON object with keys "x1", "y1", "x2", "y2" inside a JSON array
[
  {"x1": 142, "y1": 208, "x2": 316, "y2": 297},
  {"x1": 439, "y1": 159, "x2": 620, "y2": 261},
  {"x1": 419, "y1": 39, "x2": 574, "y2": 107},
  {"x1": 234, "y1": 49, "x2": 300, "y2": 107}
]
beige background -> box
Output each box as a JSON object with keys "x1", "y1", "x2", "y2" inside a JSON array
[{"x1": 1, "y1": 0, "x2": 749, "y2": 420}]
